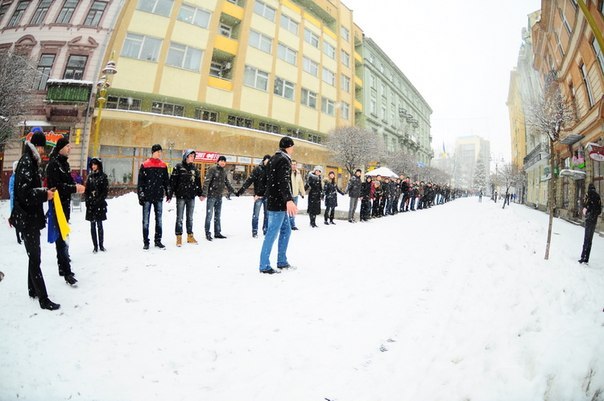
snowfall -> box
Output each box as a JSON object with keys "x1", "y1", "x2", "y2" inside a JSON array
[{"x1": 0, "y1": 192, "x2": 603, "y2": 401}]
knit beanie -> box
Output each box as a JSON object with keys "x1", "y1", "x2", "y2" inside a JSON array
[
  {"x1": 30, "y1": 131, "x2": 47, "y2": 147},
  {"x1": 55, "y1": 137, "x2": 69, "y2": 153}
]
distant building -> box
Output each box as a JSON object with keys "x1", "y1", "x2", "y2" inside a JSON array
[{"x1": 452, "y1": 135, "x2": 490, "y2": 190}]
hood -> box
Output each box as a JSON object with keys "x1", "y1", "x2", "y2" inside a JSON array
[
  {"x1": 183, "y1": 149, "x2": 196, "y2": 163},
  {"x1": 90, "y1": 157, "x2": 103, "y2": 173}
]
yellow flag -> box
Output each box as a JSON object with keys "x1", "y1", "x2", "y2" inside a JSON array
[{"x1": 53, "y1": 191, "x2": 71, "y2": 240}]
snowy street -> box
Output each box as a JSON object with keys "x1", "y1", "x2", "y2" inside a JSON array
[{"x1": 0, "y1": 194, "x2": 603, "y2": 401}]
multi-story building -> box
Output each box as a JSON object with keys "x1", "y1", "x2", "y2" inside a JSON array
[
  {"x1": 451, "y1": 135, "x2": 490, "y2": 190},
  {"x1": 361, "y1": 37, "x2": 432, "y2": 165},
  {"x1": 531, "y1": 0, "x2": 604, "y2": 222}
]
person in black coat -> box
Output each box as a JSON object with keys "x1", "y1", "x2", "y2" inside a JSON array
[
  {"x1": 201, "y1": 155, "x2": 235, "y2": 240},
  {"x1": 11, "y1": 130, "x2": 60, "y2": 310},
  {"x1": 579, "y1": 183, "x2": 602, "y2": 264},
  {"x1": 236, "y1": 154, "x2": 270, "y2": 237},
  {"x1": 360, "y1": 175, "x2": 373, "y2": 221},
  {"x1": 305, "y1": 166, "x2": 323, "y2": 227},
  {"x1": 323, "y1": 171, "x2": 344, "y2": 225},
  {"x1": 170, "y1": 149, "x2": 203, "y2": 247},
  {"x1": 85, "y1": 158, "x2": 108, "y2": 253},
  {"x1": 345, "y1": 169, "x2": 362, "y2": 222},
  {"x1": 46, "y1": 137, "x2": 85, "y2": 285}
]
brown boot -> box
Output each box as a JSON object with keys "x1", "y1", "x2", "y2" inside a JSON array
[
  {"x1": 187, "y1": 233, "x2": 198, "y2": 245},
  {"x1": 176, "y1": 235, "x2": 182, "y2": 247}
]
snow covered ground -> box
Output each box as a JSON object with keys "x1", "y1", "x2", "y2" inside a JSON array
[{"x1": 0, "y1": 193, "x2": 603, "y2": 401}]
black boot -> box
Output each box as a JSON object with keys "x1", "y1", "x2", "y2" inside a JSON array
[
  {"x1": 91, "y1": 222, "x2": 98, "y2": 253},
  {"x1": 98, "y1": 224, "x2": 106, "y2": 252},
  {"x1": 39, "y1": 298, "x2": 61, "y2": 311}
]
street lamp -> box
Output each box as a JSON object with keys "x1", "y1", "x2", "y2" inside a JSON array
[{"x1": 93, "y1": 55, "x2": 118, "y2": 157}]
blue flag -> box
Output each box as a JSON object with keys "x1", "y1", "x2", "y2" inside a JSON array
[{"x1": 47, "y1": 201, "x2": 60, "y2": 243}]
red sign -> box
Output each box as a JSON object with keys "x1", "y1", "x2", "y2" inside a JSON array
[
  {"x1": 194, "y1": 151, "x2": 220, "y2": 162},
  {"x1": 24, "y1": 130, "x2": 66, "y2": 146}
]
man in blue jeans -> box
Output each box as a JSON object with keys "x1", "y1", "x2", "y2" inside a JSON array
[
  {"x1": 259, "y1": 136, "x2": 298, "y2": 274},
  {"x1": 236, "y1": 154, "x2": 271, "y2": 238}
]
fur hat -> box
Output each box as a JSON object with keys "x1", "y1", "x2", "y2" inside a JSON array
[
  {"x1": 54, "y1": 137, "x2": 69, "y2": 153},
  {"x1": 313, "y1": 165, "x2": 323, "y2": 173},
  {"x1": 30, "y1": 130, "x2": 46, "y2": 147},
  {"x1": 217, "y1": 155, "x2": 227, "y2": 162},
  {"x1": 151, "y1": 144, "x2": 162, "y2": 153},
  {"x1": 279, "y1": 136, "x2": 294, "y2": 149}
]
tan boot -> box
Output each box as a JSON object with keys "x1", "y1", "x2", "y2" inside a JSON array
[
  {"x1": 187, "y1": 233, "x2": 198, "y2": 244},
  {"x1": 176, "y1": 235, "x2": 182, "y2": 247}
]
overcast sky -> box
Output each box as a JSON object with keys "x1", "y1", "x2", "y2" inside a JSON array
[{"x1": 343, "y1": 0, "x2": 542, "y2": 160}]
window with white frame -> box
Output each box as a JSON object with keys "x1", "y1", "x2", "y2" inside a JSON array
[
  {"x1": 254, "y1": 0, "x2": 275, "y2": 21},
  {"x1": 137, "y1": 0, "x2": 174, "y2": 17},
  {"x1": 249, "y1": 30, "x2": 272, "y2": 54},
  {"x1": 304, "y1": 28, "x2": 320, "y2": 48},
  {"x1": 340, "y1": 26, "x2": 349, "y2": 41},
  {"x1": 322, "y1": 97, "x2": 335, "y2": 116},
  {"x1": 370, "y1": 89, "x2": 377, "y2": 115},
  {"x1": 301, "y1": 88, "x2": 317, "y2": 108},
  {"x1": 322, "y1": 67, "x2": 335, "y2": 86},
  {"x1": 580, "y1": 62, "x2": 595, "y2": 107},
  {"x1": 341, "y1": 49, "x2": 350, "y2": 67},
  {"x1": 280, "y1": 14, "x2": 298, "y2": 35},
  {"x1": 340, "y1": 75, "x2": 350, "y2": 92},
  {"x1": 166, "y1": 42, "x2": 202, "y2": 71},
  {"x1": 178, "y1": 3, "x2": 211, "y2": 28},
  {"x1": 274, "y1": 77, "x2": 295, "y2": 100},
  {"x1": 303, "y1": 56, "x2": 318, "y2": 77},
  {"x1": 341, "y1": 102, "x2": 350, "y2": 120},
  {"x1": 152, "y1": 101, "x2": 184, "y2": 116},
  {"x1": 219, "y1": 23, "x2": 232, "y2": 37},
  {"x1": 593, "y1": 37, "x2": 604, "y2": 72},
  {"x1": 323, "y1": 41, "x2": 336, "y2": 59},
  {"x1": 244, "y1": 65, "x2": 269, "y2": 91},
  {"x1": 370, "y1": 73, "x2": 376, "y2": 88},
  {"x1": 30, "y1": 0, "x2": 51, "y2": 25},
  {"x1": 122, "y1": 33, "x2": 163, "y2": 62},
  {"x1": 277, "y1": 43, "x2": 297, "y2": 65},
  {"x1": 7, "y1": 1, "x2": 30, "y2": 27}
]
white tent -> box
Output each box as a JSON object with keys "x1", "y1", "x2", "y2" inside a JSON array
[{"x1": 365, "y1": 166, "x2": 398, "y2": 178}]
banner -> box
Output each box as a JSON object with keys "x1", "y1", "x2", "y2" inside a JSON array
[
  {"x1": 47, "y1": 201, "x2": 60, "y2": 244},
  {"x1": 53, "y1": 191, "x2": 71, "y2": 241}
]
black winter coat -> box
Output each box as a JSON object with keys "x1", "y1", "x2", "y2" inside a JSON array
[
  {"x1": 12, "y1": 143, "x2": 48, "y2": 233},
  {"x1": 137, "y1": 157, "x2": 171, "y2": 204},
  {"x1": 584, "y1": 186, "x2": 602, "y2": 222},
  {"x1": 345, "y1": 175, "x2": 362, "y2": 198},
  {"x1": 324, "y1": 179, "x2": 344, "y2": 208},
  {"x1": 46, "y1": 153, "x2": 77, "y2": 221},
  {"x1": 170, "y1": 160, "x2": 202, "y2": 200},
  {"x1": 239, "y1": 163, "x2": 267, "y2": 196},
  {"x1": 265, "y1": 150, "x2": 293, "y2": 211},
  {"x1": 202, "y1": 165, "x2": 235, "y2": 198},
  {"x1": 85, "y1": 167, "x2": 108, "y2": 222},
  {"x1": 361, "y1": 181, "x2": 372, "y2": 200},
  {"x1": 305, "y1": 173, "x2": 323, "y2": 215}
]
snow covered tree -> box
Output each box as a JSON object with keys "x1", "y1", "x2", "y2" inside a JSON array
[
  {"x1": 0, "y1": 51, "x2": 38, "y2": 146},
  {"x1": 526, "y1": 70, "x2": 575, "y2": 260},
  {"x1": 382, "y1": 149, "x2": 416, "y2": 177},
  {"x1": 473, "y1": 158, "x2": 487, "y2": 192},
  {"x1": 326, "y1": 126, "x2": 382, "y2": 176}
]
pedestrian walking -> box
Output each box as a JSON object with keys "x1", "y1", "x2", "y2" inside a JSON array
[
  {"x1": 84, "y1": 158, "x2": 108, "y2": 253},
  {"x1": 137, "y1": 144, "x2": 171, "y2": 250},
  {"x1": 170, "y1": 149, "x2": 203, "y2": 247},
  {"x1": 259, "y1": 136, "x2": 298, "y2": 274},
  {"x1": 9, "y1": 160, "x2": 22, "y2": 244},
  {"x1": 201, "y1": 155, "x2": 235, "y2": 241},
  {"x1": 236, "y1": 154, "x2": 271, "y2": 238},
  {"x1": 289, "y1": 160, "x2": 305, "y2": 230},
  {"x1": 579, "y1": 183, "x2": 602, "y2": 264},
  {"x1": 323, "y1": 171, "x2": 344, "y2": 225},
  {"x1": 345, "y1": 169, "x2": 362, "y2": 222},
  {"x1": 305, "y1": 166, "x2": 323, "y2": 227}
]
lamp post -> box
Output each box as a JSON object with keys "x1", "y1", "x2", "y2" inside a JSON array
[{"x1": 93, "y1": 55, "x2": 118, "y2": 157}]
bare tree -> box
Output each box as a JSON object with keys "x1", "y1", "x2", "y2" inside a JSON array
[
  {"x1": 0, "y1": 51, "x2": 38, "y2": 146},
  {"x1": 382, "y1": 149, "x2": 416, "y2": 176},
  {"x1": 526, "y1": 70, "x2": 575, "y2": 259},
  {"x1": 499, "y1": 163, "x2": 525, "y2": 209},
  {"x1": 326, "y1": 126, "x2": 382, "y2": 176}
]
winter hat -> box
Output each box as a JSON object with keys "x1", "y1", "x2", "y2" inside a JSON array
[
  {"x1": 183, "y1": 149, "x2": 196, "y2": 161},
  {"x1": 151, "y1": 144, "x2": 162, "y2": 153},
  {"x1": 30, "y1": 130, "x2": 47, "y2": 147},
  {"x1": 588, "y1": 183, "x2": 596, "y2": 191},
  {"x1": 279, "y1": 136, "x2": 294, "y2": 149},
  {"x1": 217, "y1": 155, "x2": 227, "y2": 162},
  {"x1": 54, "y1": 137, "x2": 69, "y2": 153},
  {"x1": 313, "y1": 165, "x2": 323, "y2": 173}
]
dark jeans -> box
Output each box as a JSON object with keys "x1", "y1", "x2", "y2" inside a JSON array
[
  {"x1": 142, "y1": 200, "x2": 163, "y2": 245},
  {"x1": 205, "y1": 197, "x2": 223, "y2": 235},
  {"x1": 324, "y1": 205, "x2": 335, "y2": 222},
  {"x1": 55, "y1": 235, "x2": 72, "y2": 277},
  {"x1": 175, "y1": 198, "x2": 195, "y2": 235},
  {"x1": 581, "y1": 219, "x2": 597, "y2": 262},
  {"x1": 23, "y1": 230, "x2": 48, "y2": 300},
  {"x1": 360, "y1": 198, "x2": 371, "y2": 220},
  {"x1": 90, "y1": 220, "x2": 104, "y2": 248}
]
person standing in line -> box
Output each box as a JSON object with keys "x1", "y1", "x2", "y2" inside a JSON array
[
  {"x1": 372, "y1": 179, "x2": 383, "y2": 217},
  {"x1": 289, "y1": 160, "x2": 305, "y2": 230},
  {"x1": 46, "y1": 137, "x2": 85, "y2": 286},
  {"x1": 137, "y1": 144, "x2": 172, "y2": 250},
  {"x1": 305, "y1": 166, "x2": 323, "y2": 227},
  {"x1": 84, "y1": 158, "x2": 109, "y2": 253},
  {"x1": 579, "y1": 183, "x2": 602, "y2": 264},
  {"x1": 236, "y1": 154, "x2": 271, "y2": 238},
  {"x1": 9, "y1": 160, "x2": 21, "y2": 244},
  {"x1": 201, "y1": 155, "x2": 235, "y2": 241},
  {"x1": 259, "y1": 136, "x2": 298, "y2": 274},
  {"x1": 360, "y1": 175, "x2": 373, "y2": 222},
  {"x1": 323, "y1": 171, "x2": 344, "y2": 225},
  {"x1": 170, "y1": 149, "x2": 203, "y2": 247},
  {"x1": 11, "y1": 130, "x2": 60, "y2": 310},
  {"x1": 345, "y1": 169, "x2": 362, "y2": 223}
]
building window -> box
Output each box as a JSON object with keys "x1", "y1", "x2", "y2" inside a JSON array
[
  {"x1": 321, "y1": 97, "x2": 335, "y2": 116},
  {"x1": 302, "y1": 56, "x2": 318, "y2": 77},
  {"x1": 219, "y1": 23, "x2": 232, "y2": 37},
  {"x1": 253, "y1": 0, "x2": 275, "y2": 21},
  {"x1": 277, "y1": 43, "x2": 297, "y2": 65},
  {"x1": 122, "y1": 33, "x2": 162, "y2": 62},
  {"x1": 7, "y1": 1, "x2": 30, "y2": 27},
  {"x1": 227, "y1": 115, "x2": 252, "y2": 128},
  {"x1": 322, "y1": 67, "x2": 335, "y2": 86},
  {"x1": 177, "y1": 3, "x2": 210, "y2": 28},
  {"x1": 341, "y1": 49, "x2": 350, "y2": 67},
  {"x1": 580, "y1": 62, "x2": 594, "y2": 107},
  {"x1": 370, "y1": 73, "x2": 376, "y2": 88},
  {"x1": 593, "y1": 37, "x2": 604, "y2": 72},
  {"x1": 599, "y1": 0, "x2": 603, "y2": 13},
  {"x1": 34, "y1": 53, "x2": 55, "y2": 91},
  {"x1": 309, "y1": 134, "x2": 321, "y2": 144},
  {"x1": 166, "y1": 42, "x2": 202, "y2": 71},
  {"x1": 63, "y1": 55, "x2": 87, "y2": 80},
  {"x1": 560, "y1": 7, "x2": 572, "y2": 34},
  {"x1": 341, "y1": 102, "x2": 350, "y2": 120},
  {"x1": 280, "y1": 14, "x2": 298, "y2": 35},
  {"x1": 301, "y1": 88, "x2": 317, "y2": 109},
  {"x1": 323, "y1": 41, "x2": 335, "y2": 59},
  {"x1": 106, "y1": 96, "x2": 142, "y2": 111},
  {"x1": 249, "y1": 30, "x2": 272, "y2": 54},
  {"x1": 340, "y1": 26, "x2": 349, "y2": 42},
  {"x1": 194, "y1": 108, "x2": 218, "y2": 122},
  {"x1": 209, "y1": 61, "x2": 223, "y2": 77},
  {"x1": 370, "y1": 89, "x2": 377, "y2": 116},
  {"x1": 151, "y1": 101, "x2": 184, "y2": 116},
  {"x1": 0, "y1": 3, "x2": 11, "y2": 24},
  {"x1": 244, "y1": 65, "x2": 269, "y2": 91},
  {"x1": 84, "y1": 1, "x2": 107, "y2": 26},
  {"x1": 304, "y1": 28, "x2": 319, "y2": 48},
  {"x1": 30, "y1": 0, "x2": 51, "y2": 25},
  {"x1": 55, "y1": 0, "x2": 78, "y2": 24},
  {"x1": 274, "y1": 77, "x2": 295, "y2": 100},
  {"x1": 259, "y1": 122, "x2": 280, "y2": 133},
  {"x1": 340, "y1": 74, "x2": 350, "y2": 92},
  {"x1": 137, "y1": 0, "x2": 174, "y2": 17}
]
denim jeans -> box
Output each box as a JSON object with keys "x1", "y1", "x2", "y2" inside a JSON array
[
  {"x1": 289, "y1": 196, "x2": 299, "y2": 228},
  {"x1": 205, "y1": 197, "x2": 222, "y2": 235},
  {"x1": 259, "y1": 210, "x2": 292, "y2": 271},
  {"x1": 142, "y1": 200, "x2": 163, "y2": 245},
  {"x1": 175, "y1": 198, "x2": 196, "y2": 235},
  {"x1": 348, "y1": 197, "x2": 359, "y2": 221},
  {"x1": 252, "y1": 197, "x2": 267, "y2": 235}
]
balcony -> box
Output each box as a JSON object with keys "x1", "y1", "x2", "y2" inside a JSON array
[
  {"x1": 45, "y1": 79, "x2": 93, "y2": 104},
  {"x1": 215, "y1": 35, "x2": 238, "y2": 56},
  {"x1": 290, "y1": 0, "x2": 336, "y2": 24},
  {"x1": 354, "y1": 99, "x2": 362, "y2": 112},
  {"x1": 221, "y1": 0, "x2": 245, "y2": 20},
  {"x1": 354, "y1": 75, "x2": 363, "y2": 88}
]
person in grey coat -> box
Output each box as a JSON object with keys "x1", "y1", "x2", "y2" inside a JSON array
[
  {"x1": 201, "y1": 155, "x2": 235, "y2": 241},
  {"x1": 345, "y1": 169, "x2": 362, "y2": 222}
]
